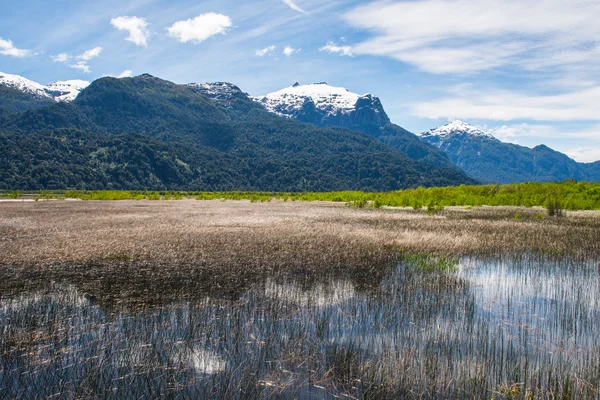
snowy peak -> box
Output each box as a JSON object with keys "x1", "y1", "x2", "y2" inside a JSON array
[
  {"x1": 187, "y1": 82, "x2": 247, "y2": 108},
  {"x1": 254, "y1": 82, "x2": 373, "y2": 117},
  {"x1": 187, "y1": 82, "x2": 243, "y2": 97},
  {"x1": 0, "y1": 72, "x2": 50, "y2": 99},
  {"x1": 0, "y1": 72, "x2": 89, "y2": 102},
  {"x1": 46, "y1": 80, "x2": 90, "y2": 102},
  {"x1": 419, "y1": 120, "x2": 496, "y2": 140}
]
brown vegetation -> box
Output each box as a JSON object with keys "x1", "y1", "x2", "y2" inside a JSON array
[
  {"x1": 1, "y1": 200, "x2": 599, "y2": 304},
  {"x1": 1, "y1": 200, "x2": 599, "y2": 266}
]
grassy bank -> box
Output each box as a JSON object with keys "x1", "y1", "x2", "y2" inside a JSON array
[{"x1": 2, "y1": 180, "x2": 600, "y2": 210}]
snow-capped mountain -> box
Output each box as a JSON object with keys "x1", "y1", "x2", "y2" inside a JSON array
[
  {"x1": 253, "y1": 82, "x2": 390, "y2": 131},
  {"x1": 249, "y1": 82, "x2": 461, "y2": 169},
  {"x1": 418, "y1": 120, "x2": 600, "y2": 184},
  {"x1": 418, "y1": 120, "x2": 496, "y2": 140},
  {"x1": 0, "y1": 72, "x2": 89, "y2": 102}
]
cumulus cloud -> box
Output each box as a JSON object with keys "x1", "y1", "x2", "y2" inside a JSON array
[
  {"x1": 111, "y1": 16, "x2": 151, "y2": 47},
  {"x1": 52, "y1": 47, "x2": 102, "y2": 73},
  {"x1": 320, "y1": 41, "x2": 353, "y2": 56},
  {"x1": 0, "y1": 37, "x2": 30, "y2": 57},
  {"x1": 167, "y1": 13, "x2": 232, "y2": 44},
  {"x1": 283, "y1": 46, "x2": 299, "y2": 56},
  {"x1": 281, "y1": 0, "x2": 306, "y2": 14},
  {"x1": 256, "y1": 45, "x2": 276, "y2": 57},
  {"x1": 343, "y1": 0, "x2": 600, "y2": 75},
  {"x1": 117, "y1": 69, "x2": 133, "y2": 78}
]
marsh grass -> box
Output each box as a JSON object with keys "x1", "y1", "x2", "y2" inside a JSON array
[{"x1": 1, "y1": 201, "x2": 600, "y2": 398}]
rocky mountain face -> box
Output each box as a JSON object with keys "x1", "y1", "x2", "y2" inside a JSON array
[
  {"x1": 419, "y1": 121, "x2": 600, "y2": 183},
  {"x1": 0, "y1": 73, "x2": 476, "y2": 191},
  {"x1": 254, "y1": 83, "x2": 457, "y2": 168},
  {"x1": 254, "y1": 82, "x2": 391, "y2": 132}
]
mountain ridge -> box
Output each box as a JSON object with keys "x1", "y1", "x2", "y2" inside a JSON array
[
  {"x1": 253, "y1": 82, "x2": 458, "y2": 169},
  {"x1": 419, "y1": 120, "x2": 600, "y2": 183},
  {"x1": 0, "y1": 73, "x2": 476, "y2": 191}
]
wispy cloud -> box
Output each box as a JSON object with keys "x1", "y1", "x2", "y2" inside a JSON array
[
  {"x1": 52, "y1": 53, "x2": 71, "y2": 63},
  {"x1": 282, "y1": 46, "x2": 299, "y2": 56},
  {"x1": 482, "y1": 122, "x2": 600, "y2": 162},
  {"x1": 565, "y1": 147, "x2": 600, "y2": 163},
  {"x1": 411, "y1": 85, "x2": 600, "y2": 122},
  {"x1": 256, "y1": 45, "x2": 276, "y2": 57},
  {"x1": 281, "y1": 0, "x2": 306, "y2": 14},
  {"x1": 320, "y1": 41, "x2": 353, "y2": 56},
  {"x1": 343, "y1": 0, "x2": 600, "y2": 75},
  {"x1": 77, "y1": 47, "x2": 103, "y2": 61},
  {"x1": 52, "y1": 46, "x2": 103, "y2": 73},
  {"x1": 0, "y1": 37, "x2": 30, "y2": 57},
  {"x1": 117, "y1": 69, "x2": 133, "y2": 78},
  {"x1": 167, "y1": 13, "x2": 232, "y2": 44},
  {"x1": 70, "y1": 62, "x2": 92, "y2": 73},
  {"x1": 111, "y1": 16, "x2": 151, "y2": 47}
]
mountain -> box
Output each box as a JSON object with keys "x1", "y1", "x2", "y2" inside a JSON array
[
  {"x1": 0, "y1": 74, "x2": 476, "y2": 191},
  {"x1": 419, "y1": 120, "x2": 600, "y2": 183},
  {"x1": 0, "y1": 72, "x2": 90, "y2": 102},
  {"x1": 254, "y1": 83, "x2": 456, "y2": 168}
]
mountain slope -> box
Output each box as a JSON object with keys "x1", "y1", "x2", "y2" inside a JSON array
[
  {"x1": 0, "y1": 74, "x2": 476, "y2": 191},
  {"x1": 253, "y1": 83, "x2": 456, "y2": 168},
  {"x1": 419, "y1": 121, "x2": 600, "y2": 183}
]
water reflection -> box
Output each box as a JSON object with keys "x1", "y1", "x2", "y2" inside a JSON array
[{"x1": 1, "y1": 255, "x2": 599, "y2": 398}]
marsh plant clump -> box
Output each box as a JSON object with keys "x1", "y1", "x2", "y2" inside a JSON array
[{"x1": 1, "y1": 200, "x2": 600, "y2": 398}]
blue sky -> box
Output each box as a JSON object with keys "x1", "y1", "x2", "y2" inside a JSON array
[{"x1": 2, "y1": 0, "x2": 600, "y2": 162}]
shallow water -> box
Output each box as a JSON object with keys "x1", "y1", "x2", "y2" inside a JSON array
[{"x1": 1, "y1": 255, "x2": 599, "y2": 398}]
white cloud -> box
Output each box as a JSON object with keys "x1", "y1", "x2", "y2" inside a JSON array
[
  {"x1": 343, "y1": 0, "x2": 600, "y2": 75},
  {"x1": 52, "y1": 53, "x2": 71, "y2": 63},
  {"x1": 167, "y1": 13, "x2": 232, "y2": 44},
  {"x1": 0, "y1": 37, "x2": 30, "y2": 57},
  {"x1": 320, "y1": 41, "x2": 353, "y2": 56},
  {"x1": 52, "y1": 47, "x2": 102, "y2": 73},
  {"x1": 564, "y1": 147, "x2": 600, "y2": 163},
  {"x1": 77, "y1": 47, "x2": 103, "y2": 61},
  {"x1": 256, "y1": 45, "x2": 276, "y2": 57},
  {"x1": 70, "y1": 62, "x2": 91, "y2": 73},
  {"x1": 281, "y1": 0, "x2": 306, "y2": 14},
  {"x1": 117, "y1": 69, "x2": 133, "y2": 78},
  {"x1": 412, "y1": 85, "x2": 600, "y2": 122},
  {"x1": 111, "y1": 16, "x2": 151, "y2": 47},
  {"x1": 283, "y1": 46, "x2": 299, "y2": 56}
]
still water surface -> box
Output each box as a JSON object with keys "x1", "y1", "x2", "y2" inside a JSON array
[{"x1": 1, "y1": 256, "x2": 599, "y2": 398}]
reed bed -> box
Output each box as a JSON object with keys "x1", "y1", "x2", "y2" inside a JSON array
[{"x1": 1, "y1": 200, "x2": 600, "y2": 398}]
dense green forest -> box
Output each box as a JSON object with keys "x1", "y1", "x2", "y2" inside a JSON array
[
  {"x1": 0, "y1": 75, "x2": 475, "y2": 191},
  {"x1": 5, "y1": 181, "x2": 600, "y2": 211}
]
